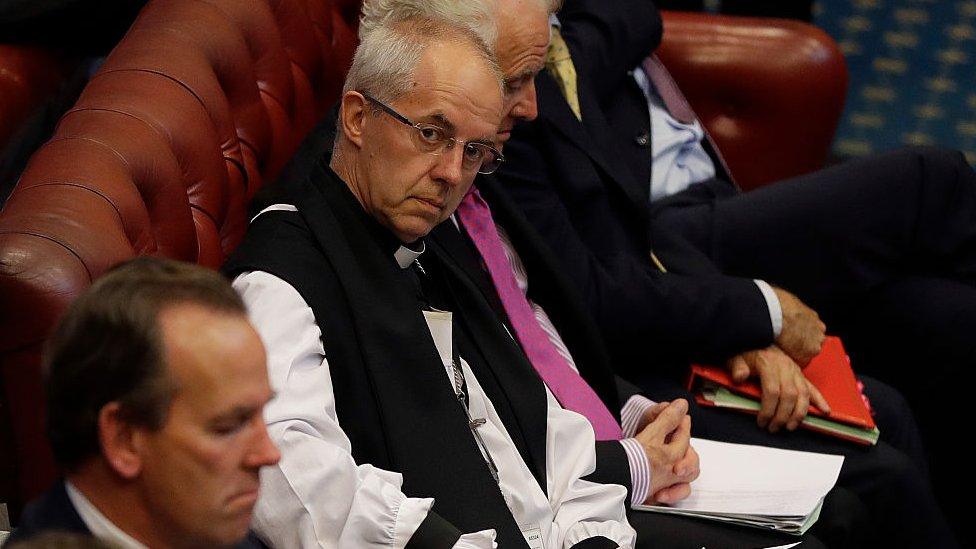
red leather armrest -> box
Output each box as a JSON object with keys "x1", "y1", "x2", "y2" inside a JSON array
[{"x1": 657, "y1": 11, "x2": 848, "y2": 190}]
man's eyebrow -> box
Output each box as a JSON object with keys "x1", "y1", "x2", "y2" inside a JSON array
[
  {"x1": 507, "y1": 63, "x2": 545, "y2": 83},
  {"x1": 418, "y1": 113, "x2": 496, "y2": 146},
  {"x1": 470, "y1": 137, "x2": 498, "y2": 147},
  {"x1": 210, "y1": 392, "x2": 277, "y2": 422},
  {"x1": 419, "y1": 112, "x2": 456, "y2": 133}
]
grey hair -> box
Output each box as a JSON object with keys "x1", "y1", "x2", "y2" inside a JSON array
[
  {"x1": 360, "y1": 0, "x2": 499, "y2": 51},
  {"x1": 342, "y1": 17, "x2": 503, "y2": 104},
  {"x1": 359, "y1": 0, "x2": 565, "y2": 54}
]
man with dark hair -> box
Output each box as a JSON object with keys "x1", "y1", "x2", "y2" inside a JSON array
[{"x1": 9, "y1": 257, "x2": 280, "y2": 548}]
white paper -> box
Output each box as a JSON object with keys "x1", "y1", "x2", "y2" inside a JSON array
[{"x1": 640, "y1": 438, "x2": 843, "y2": 517}]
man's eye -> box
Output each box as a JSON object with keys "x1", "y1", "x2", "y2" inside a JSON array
[
  {"x1": 211, "y1": 419, "x2": 247, "y2": 436},
  {"x1": 418, "y1": 126, "x2": 445, "y2": 143},
  {"x1": 463, "y1": 144, "x2": 486, "y2": 163}
]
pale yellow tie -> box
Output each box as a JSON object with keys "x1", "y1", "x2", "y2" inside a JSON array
[{"x1": 546, "y1": 26, "x2": 582, "y2": 121}]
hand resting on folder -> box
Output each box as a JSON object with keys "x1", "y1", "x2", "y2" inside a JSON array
[{"x1": 726, "y1": 345, "x2": 831, "y2": 433}]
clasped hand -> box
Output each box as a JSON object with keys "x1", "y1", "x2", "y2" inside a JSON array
[{"x1": 634, "y1": 399, "x2": 700, "y2": 505}]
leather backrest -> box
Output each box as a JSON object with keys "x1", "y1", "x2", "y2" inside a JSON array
[
  {"x1": 657, "y1": 12, "x2": 848, "y2": 190},
  {"x1": 0, "y1": 0, "x2": 359, "y2": 517}
]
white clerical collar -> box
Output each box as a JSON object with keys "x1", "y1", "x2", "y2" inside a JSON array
[
  {"x1": 65, "y1": 481, "x2": 148, "y2": 549},
  {"x1": 394, "y1": 241, "x2": 425, "y2": 269}
]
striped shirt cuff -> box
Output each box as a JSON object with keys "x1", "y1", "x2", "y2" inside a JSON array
[
  {"x1": 619, "y1": 438, "x2": 651, "y2": 506},
  {"x1": 620, "y1": 394, "x2": 657, "y2": 438}
]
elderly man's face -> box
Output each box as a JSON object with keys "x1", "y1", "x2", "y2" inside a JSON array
[
  {"x1": 351, "y1": 40, "x2": 503, "y2": 243},
  {"x1": 135, "y1": 304, "x2": 279, "y2": 547},
  {"x1": 496, "y1": 0, "x2": 551, "y2": 145}
]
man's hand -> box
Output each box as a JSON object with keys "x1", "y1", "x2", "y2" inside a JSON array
[
  {"x1": 633, "y1": 399, "x2": 700, "y2": 504},
  {"x1": 772, "y1": 287, "x2": 826, "y2": 366},
  {"x1": 727, "y1": 346, "x2": 831, "y2": 432}
]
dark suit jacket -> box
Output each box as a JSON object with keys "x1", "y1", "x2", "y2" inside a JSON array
[
  {"x1": 9, "y1": 480, "x2": 265, "y2": 547},
  {"x1": 497, "y1": 0, "x2": 775, "y2": 369}
]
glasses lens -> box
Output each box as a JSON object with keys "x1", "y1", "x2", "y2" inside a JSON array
[
  {"x1": 478, "y1": 150, "x2": 504, "y2": 174},
  {"x1": 413, "y1": 124, "x2": 448, "y2": 153}
]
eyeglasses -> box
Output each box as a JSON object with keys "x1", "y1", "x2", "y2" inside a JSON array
[{"x1": 361, "y1": 93, "x2": 505, "y2": 175}]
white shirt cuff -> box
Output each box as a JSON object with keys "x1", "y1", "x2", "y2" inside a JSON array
[
  {"x1": 620, "y1": 437, "x2": 651, "y2": 506},
  {"x1": 754, "y1": 279, "x2": 783, "y2": 338},
  {"x1": 453, "y1": 530, "x2": 497, "y2": 548},
  {"x1": 394, "y1": 496, "x2": 436, "y2": 548},
  {"x1": 620, "y1": 394, "x2": 656, "y2": 438}
]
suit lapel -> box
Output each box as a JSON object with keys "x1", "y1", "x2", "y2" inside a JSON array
[{"x1": 536, "y1": 71, "x2": 651, "y2": 220}]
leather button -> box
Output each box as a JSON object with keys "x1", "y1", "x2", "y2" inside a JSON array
[{"x1": 635, "y1": 132, "x2": 650, "y2": 147}]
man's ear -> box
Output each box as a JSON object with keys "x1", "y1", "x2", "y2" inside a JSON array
[
  {"x1": 98, "y1": 402, "x2": 144, "y2": 480},
  {"x1": 339, "y1": 91, "x2": 369, "y2": 149}
]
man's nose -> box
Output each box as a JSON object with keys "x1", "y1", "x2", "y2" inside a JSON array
[
  {"x1": 245, "y1": 422, "x2": 281, "y2": 468},
  {"x1": 430, "y1": 143, "x2": 466, "y2": 187},
  {"x1": 512, "y1": 81, "x2": 539, "y2": 122}
]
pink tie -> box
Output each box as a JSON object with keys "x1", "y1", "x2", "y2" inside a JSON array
[{"x1": 457, "y1": 189, "x2": 624, "y2": 440}]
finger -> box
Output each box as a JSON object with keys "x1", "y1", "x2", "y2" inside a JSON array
[
  {"x1": 667, "y1": 416, "x2": 692, "y2": 463},
  {"x1": 756, "y1": 365, "x2": 779, "y2": 430},
  {"x1": 649, "y1": 399, "x2": 688, "y2": 441},
  {"x1": 807, "y1": 380, "x2": 832, "y2": 414},
  {"x1": 769, "y1": 376, "x2": 799, "y2": 433},
  {"x1": 674, "y1": 446, "x2": 700, "y2": 481},
  {"x1": 654, "y1": 482, "x2": 692, "y2": 504},
  {"x1": 787, "y1": 375, "x2": 811, "y2": 431},
  {"x1": 644, "y1": 401, "x2": 670, "y2": 424},
  {"x1": 729, "y1": 355, "x2": 751, "y2": 383}
]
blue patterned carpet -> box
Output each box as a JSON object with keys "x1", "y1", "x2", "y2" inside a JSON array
[{"x1": 814, "y1": 0, "x2": 976, "y2": 164}]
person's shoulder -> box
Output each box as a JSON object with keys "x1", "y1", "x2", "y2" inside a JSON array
[{"x1": 7, "y1": 481, "x2": 89, "y2": 544}]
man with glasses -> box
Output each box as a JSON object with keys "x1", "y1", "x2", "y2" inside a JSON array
[{"x1": 225, "y1": 15, "x2": 635, "y2": 549}]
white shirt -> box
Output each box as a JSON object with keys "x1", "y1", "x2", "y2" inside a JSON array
[
  {"x1": 234, "y1": 209, "x2": 635, "y2": 548},
  {"x1": 65, "y1": 482, "x2": 148, "y2": 549}
]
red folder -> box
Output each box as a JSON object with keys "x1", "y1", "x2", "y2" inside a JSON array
[{"x1": 688, "y1": 337, "x2": 877, "y2": 443}]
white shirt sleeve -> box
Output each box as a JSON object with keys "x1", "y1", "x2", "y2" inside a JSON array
[
  {"x1": 753, "y1": 279, "x2": 783, "y2": 338},
  {"x1": 544, "y1": 390, "x2": 637, "y2": 549},
  {"x1": 234, "y1": 270, "x2": 435, "y2": 548}
]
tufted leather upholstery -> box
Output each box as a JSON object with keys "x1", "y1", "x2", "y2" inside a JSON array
[
  {"x1": 0, "y1": 4, "x2": 846, "y2": 521},
  {"x1": 658, "y1": 11, "x2": 848, "y2": 190},
  {"x1": 0, "y1": 0, "x2": 358, "y2": 518},
  {"x1": 0, "y1": 46, "x2": 75, "y2": 153}
]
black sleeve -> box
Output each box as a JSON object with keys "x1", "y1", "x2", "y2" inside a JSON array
[
  {"x1": 583, "y1": 440, "x2": 634, "y2": 494},
  {"x1": 570, "y1": 537, "x2": 621, "y2": 549},
  {"x1": 405, "y1": 511, "x2": 462, "y2": 549}
]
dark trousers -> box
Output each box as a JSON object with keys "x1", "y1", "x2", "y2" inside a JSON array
[{"x1": 649, "y1": 146, "x2": 974, "y2": 546}]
